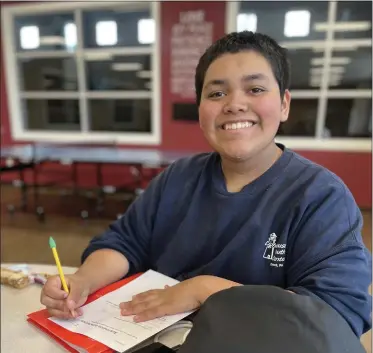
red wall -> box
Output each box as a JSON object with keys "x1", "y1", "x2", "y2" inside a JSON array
[{"x1": 1, "y1": 2, "x2": 371, "y2": 208}]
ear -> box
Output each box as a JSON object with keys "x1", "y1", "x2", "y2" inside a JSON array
[{"x1": 280, "y1": 89, "x2": 291, "y2": 123}]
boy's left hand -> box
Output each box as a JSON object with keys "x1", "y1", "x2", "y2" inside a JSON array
[{"x1": 119, "y1": 277, "x2": 204, "y2": 322}]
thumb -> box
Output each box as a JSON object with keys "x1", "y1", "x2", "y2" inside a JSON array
[{"x1": 66, "y1": 279, "x2": 85, "y2": 310}]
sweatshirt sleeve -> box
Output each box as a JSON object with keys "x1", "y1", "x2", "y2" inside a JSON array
[
  {"x1": 81, "y1": 166, "x2": 172, "y2": 276},
  {"x1": 286, "y1": 179, "x2": 372, "y2": 337}
]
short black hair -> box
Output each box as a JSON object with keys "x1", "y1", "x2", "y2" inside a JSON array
[{"x1": 195, "y1": 31, "x2": 291, "y2": 106}]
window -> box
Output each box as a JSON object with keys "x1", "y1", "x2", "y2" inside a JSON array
[
  {"x1": 2, "y1": 2, "x2": 159, "y2": 144},
  {"x1": 228, "y1": 0, "x2": 372, "y2": 151}
]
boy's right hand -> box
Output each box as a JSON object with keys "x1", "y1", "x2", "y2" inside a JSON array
[{"x1": 40, "y1": 274, "x2": 90, "y2": 319}]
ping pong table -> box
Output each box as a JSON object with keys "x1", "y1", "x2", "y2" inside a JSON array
[{"x1": 0, "y1": 143, "x2": 194, "y2": 222}]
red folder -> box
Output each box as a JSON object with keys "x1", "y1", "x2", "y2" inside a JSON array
[{"x1": 27, "y1": 273, "x2": 142, "y2": 353}]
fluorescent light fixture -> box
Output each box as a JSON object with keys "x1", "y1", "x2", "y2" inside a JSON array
[
  {"x1": 96, "y1": 21, "x2": 117, "y2": 46},
  {"x1": 311, "y1": 57, "x2": 351, "y2": 66},
  {"x1": 39, "y1": 36, "x2": 65, "y2": 45},
  {"x1": 284, "y1": 10, "x2": 311, "y2": 37},
  {"x1": 314, "y1": 21, "x2": 371, "y2": 32},
  {"x1": 312, "y1": 46, "x2": 357, "y2": 53},
  {"x1": 111, "y1": 63, "x2": 142, "y2": 71},
  {"x1": 137, "y1": 70, "x2": 152, "y2": 79},
  {"x1": 138, "y1": 19, "x2": 155, "y2": 44},
  {"x1": 84, "y1": 52, "x2": 113, "y2": 61},
  {"x1": 20, "y1": 26, "x2": 40, "y2": 49},
  {"x1": 237, "y1": 13, "x2": 257, "y2": 32},
  {"x1": 311, "y1": 66, "x2": 345, "y2": 74},
  {"x1": 64, "y1": 23, "x2": 77, "y2": 48}
]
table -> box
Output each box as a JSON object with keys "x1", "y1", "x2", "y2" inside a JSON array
[
  {"x1": 1, "y1": 263, "x2": 191, "y2": 353},
  {"x1": 1, "y1": 144, "x2": 193, "y2": 221},
  {"x1": 1, "y1": 264, "x2": 77, "y2": 353}
]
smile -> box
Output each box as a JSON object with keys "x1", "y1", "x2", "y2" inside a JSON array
[{"x1": 221, "y1": 121, "x2": 257, "y2": 130}]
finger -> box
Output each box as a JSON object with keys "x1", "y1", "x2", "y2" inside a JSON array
[
  {"x1": 40, "y1": 295, "x2": 66, "y2": 311},
  {"x1": 121, "y1": 301, "x2": 151, "y2": 315},
  {"x1": 121, "y1": 299, "x2": 161, "y2": 316},
  {"x1": 47, "y1": 308, "x2": 73, "y2": 320},
  {"x1": 134, "y1": 306, "x2": 166, "y2": 322},
  {"x1": 119, "y1": 292, "x2": 157, "y2": 310},
  {"x1": 43, "y1": 279, "x2": 68, "y2": 300}
]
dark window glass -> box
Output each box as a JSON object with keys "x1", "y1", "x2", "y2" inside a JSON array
[
  {"x1": 325, "y1": 98, "x2": 372, "y2": 138},
  {"x1": 89, "y1": 99, "x2": 151, "y2": 132},
  {"x1": 326, "y1": 48, "x2": 372, "y2": 89},
  {"x1": 19, "y1": 58, "x2": 78, "y2": 91},
  {"x1": 278, "y1": 99, "x2": 318, "y2": 136},
  {"x1": 288, "y1": 49, "x2": 322, "y2": 90},
  {"x1": 335, "y1": 1, "x2": 372, "y2": 39},
  {"x1": 25, "y1": 99, "x2": 80, "y2": 130},
  {"x1": 85, "y1": 55, "x2": 151, "y2": 91}
]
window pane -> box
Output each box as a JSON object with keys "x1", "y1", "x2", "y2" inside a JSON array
[
  {"x1": 325, "y1": 98, "x2": 372, "y2": 138},
  {"x1": 83, "y1": 9, "x2": 152, "y2": 48},
  {"x1": 85, "y1": 55, "x2": 151, "y2": 91},
  {"x1": 88, "y1": 99, "x2": 151, "y2": 132},
  {"x1": 19, "y1": 58, "x2": 78, "y2": 91},
  {"x1": 15, "y1": 13, "x2": 76, "y2": 52},
  {"x1": 326, "y1": 48, "x2": 372, "y2": 89},
  {"x1": 24, "y1": 99, "x2": 80, "y2": 131},
  {"x1": 334, "y1": 1, "x2": 372, "y2": 39},
  {"x1": 277, "y1": 99, "x2": 318, "y2": 136},
  {"x1": 238, "y1": 1, "x2": 328, "y2": 42},
  {"x1": 288, "y1": 49, "x2": 322, "y2": 89}
]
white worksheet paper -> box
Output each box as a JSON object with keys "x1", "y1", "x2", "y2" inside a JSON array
[{"x1": 49, "y1": 270, "x2": 193, "y2": 352}]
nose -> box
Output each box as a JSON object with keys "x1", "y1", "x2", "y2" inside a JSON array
[{"x1": 222, "y1": 91, "x2": 248, "y2": 115}]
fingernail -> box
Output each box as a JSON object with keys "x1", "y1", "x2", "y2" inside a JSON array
[{"x1": 63, "y1": 293, "x2": 68, "y2": 299}]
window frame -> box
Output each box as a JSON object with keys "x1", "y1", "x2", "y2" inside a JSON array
[
  {"x1": 226, "y1": 1, "x2": 372, "y2": 152},
  {"x1": 1, "y1": 1, "x2": 161, "y2": 145}
]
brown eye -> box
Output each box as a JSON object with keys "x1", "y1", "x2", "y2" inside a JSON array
[
  {"x1": 250, "y1": 87, "x2": 265, "y2": 94},
  {"x1": 208, "y1": 91, "x2": 225, "y2": 98}
]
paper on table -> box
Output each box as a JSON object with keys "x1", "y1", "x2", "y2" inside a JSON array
[{"x1": 49, "y1": 270, "x2": 194, "y2": 352}]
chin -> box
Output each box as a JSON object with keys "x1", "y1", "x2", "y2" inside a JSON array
[{"x1": 217, "y1": 144, "x2": 255, "y2": 162}]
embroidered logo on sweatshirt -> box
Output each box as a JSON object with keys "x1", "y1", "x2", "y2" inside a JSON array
[{"x1": 263, "y1": 233, "x2": 286, "y2": 267}]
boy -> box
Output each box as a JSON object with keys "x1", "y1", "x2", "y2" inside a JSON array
[{"x1": 41, "y1": 31, "x2": 372, "y2": 337}]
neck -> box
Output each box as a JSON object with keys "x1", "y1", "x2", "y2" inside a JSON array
[{"x1": 221, "y1": 143, "x2": 282, "y2": 193}]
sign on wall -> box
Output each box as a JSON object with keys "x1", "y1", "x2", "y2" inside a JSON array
[
  {"x1": 171, "y1": 10, "x2": 213, "y2": 99},
  {"x1": 161, "y1": 1, "x2": 226, "y2": 125}
]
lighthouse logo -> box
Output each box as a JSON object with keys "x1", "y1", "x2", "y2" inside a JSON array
[{"x1": 263, "y1": 233, "x2": 286, "y2": 267}]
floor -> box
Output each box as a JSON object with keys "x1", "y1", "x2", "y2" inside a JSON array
[{"x1": 1, "y1": 185, "x2": 372, "y2": 352}]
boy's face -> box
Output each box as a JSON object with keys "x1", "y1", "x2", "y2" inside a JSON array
[{"x1": 198, "y1": 51, "x2": 291, "y2": 162}]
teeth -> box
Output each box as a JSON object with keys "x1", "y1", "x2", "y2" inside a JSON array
[{"x1": 223, "y1": 121, "x2": 255, "y2": 130}]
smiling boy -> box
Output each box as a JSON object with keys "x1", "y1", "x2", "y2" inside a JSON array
[{"x1": 41, "y1": 31, "x2": 372, "y2": 337}]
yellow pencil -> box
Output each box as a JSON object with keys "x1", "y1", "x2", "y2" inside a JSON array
[{"x1": 49, "y1": 236, "x2": 69, "y2": 293}]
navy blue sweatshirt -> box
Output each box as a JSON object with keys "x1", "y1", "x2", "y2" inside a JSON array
[{"x1": 82, "y1": 144, "x2": 372, "y2": 336}]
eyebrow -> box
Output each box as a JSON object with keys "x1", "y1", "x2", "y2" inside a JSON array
[{"x1": 203, "y1": 73, "x2": 269, "y2": 90}]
